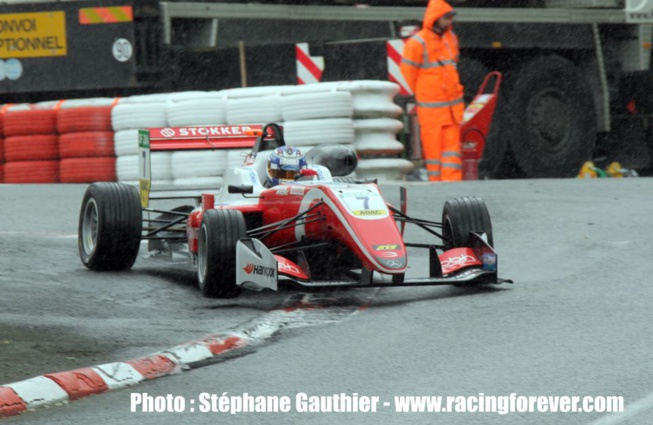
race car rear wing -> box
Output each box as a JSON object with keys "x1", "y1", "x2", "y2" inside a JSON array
[{"x1": 137, "y1": 124, "x2": 267, "y2": 208}]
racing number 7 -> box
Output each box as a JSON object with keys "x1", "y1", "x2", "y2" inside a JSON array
[{"x1": 356, "y1": 196, "x2": 370, "y2": 210}]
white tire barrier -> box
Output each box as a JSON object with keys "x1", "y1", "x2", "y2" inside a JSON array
[
  {"x1": 281, "y1": 91, "x2": 353, "y2": 121},
  {"x1": 280, "y1": 82, "x2": 340, "y2": 96},
  {"x1": 280, "y1": 81, "x2": 401, "y2": 118},
  {"x1": 226, "y1": 96, "x2": 282, "y2": 125},
  {"x1": 283, "y1": 118, "x2": 354, "y2": 147},
  {"x1": 355, "y1": 158, "x2": 414, "y2": 182},
  {"x1": 117, "y1": 93, "x2": 171, "y2": 104},
  {"x1": 112, "y1": 103, "x2": 168, "y2": 131},
  {"x1": 114, "y1": 129, "x2": 140, "y2": 157},
  {"x1": 337, "y1": 80, "x2": 402, "y2": 118},
  {"x1": 171, "y1": 150, "x2": 227, "y2": 180},
  {"x1": 221, "y1": 86, "x2": 289, "y2": 99},
  {"x1": 354, "y1": 118, "x2": 404, "y2": 156},
  {"x1": 167, "y1": 97, "x2": 227, "y2": 127},
  {"x1": 173, "y1": 176, "x2": 224, "y2": 188},
  {"x1": 59, "y1": 98, "x2": 117, "y2": 108},
  {"x1": 167, "y1": 91, "x2": 219, "y2": 103},
  {"x1": 117, "y1": 152, "x2": 172, "y2": 182}
]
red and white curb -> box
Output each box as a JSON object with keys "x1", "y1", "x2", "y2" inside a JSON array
[{"x1": 0, "y1": 292, "x2": 376, "y2": 417}]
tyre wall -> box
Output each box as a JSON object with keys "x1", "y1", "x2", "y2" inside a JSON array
[{"x1": 0, "y1": 81, "x2": 412, "y2": 184}]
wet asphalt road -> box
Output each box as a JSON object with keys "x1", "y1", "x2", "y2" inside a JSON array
[{"x1": 1, "y1": 179, "x2": 653, "y2": 424}]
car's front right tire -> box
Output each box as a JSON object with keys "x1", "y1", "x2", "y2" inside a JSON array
[
  {"x1": 441, "y1": 197, "x2": 493, "y2": 250},
  {"x1": 197, "y1": 209, "x2": 247, "y2": 298}
]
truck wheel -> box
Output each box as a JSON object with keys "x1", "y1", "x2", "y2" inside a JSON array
[
  {"x1": 197, "y1": 209, "x2": 247, "y2": 298},
  {"x1": 78, "y1": 182, "x2": 142, "y2": 271},
  {"x1": 442, "y1": 197, "x2": 493, "y2": 250},
  {"x1": 509, "y1": 55, "x2": 596, "y2": 177}
]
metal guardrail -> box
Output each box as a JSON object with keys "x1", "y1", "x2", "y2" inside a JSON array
[{"x1": 161, "y1": 2, "x2": 631, "y2": 24}]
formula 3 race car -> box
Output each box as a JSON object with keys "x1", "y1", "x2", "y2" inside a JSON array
[{"x1": 78, "y1": 123, "x2": 511, "y2": 297}]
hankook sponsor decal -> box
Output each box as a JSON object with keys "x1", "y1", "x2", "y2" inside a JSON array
[{"x1": 243, "y1": 263, "x2": 275, "y2": 277}]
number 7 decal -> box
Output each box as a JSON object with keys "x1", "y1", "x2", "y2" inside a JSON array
[{"x1": 356, "y1": 196, "x2": 369, "y2": 210}]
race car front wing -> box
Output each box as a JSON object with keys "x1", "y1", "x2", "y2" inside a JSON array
[{"x1": 235, "y1": 234, "x2": 512, "y2": 291}]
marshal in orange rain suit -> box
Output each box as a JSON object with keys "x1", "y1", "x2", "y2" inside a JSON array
[{"x1": 400, "y1": 0, "x2": 464, "y2": 181}]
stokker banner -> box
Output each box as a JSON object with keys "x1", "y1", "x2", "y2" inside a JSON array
[{"x1": 0, "y1": 0, "x2": 137, "y2": 94}]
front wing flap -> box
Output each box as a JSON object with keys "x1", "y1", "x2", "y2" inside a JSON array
[{"x1": 236, "y1": 238, "x2": 278, "y2": 291}]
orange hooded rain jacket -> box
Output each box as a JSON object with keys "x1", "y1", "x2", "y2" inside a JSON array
[
  {"x1": 400, "y1": 0, "x2": 464, "y2": 124},
  {"x1": 400, "y1": 0, "x2": 464, "y2": 181}
]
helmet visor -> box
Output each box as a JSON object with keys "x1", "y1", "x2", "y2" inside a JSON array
[
  {"x1": 268, "y1": 164, "x2": 301, "y2": 182},
  {"x1": 275, "y1": 168, "x2": 299, "y2": 181}
]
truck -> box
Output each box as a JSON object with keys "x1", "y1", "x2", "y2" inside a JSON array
[{"x1": 1, "y1": 0, "x2": 653, "y2": 178}]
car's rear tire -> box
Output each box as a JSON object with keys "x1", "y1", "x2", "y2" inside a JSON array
[
  {"x1": 198, "y1": 209, "x2": 247, "y2": 298},
  {"x1": 78, "y1": 182, "x2": 142, "y2": 271},
  {"x1": 442, "y1": 197, "x2": 493, "y2": 250}
]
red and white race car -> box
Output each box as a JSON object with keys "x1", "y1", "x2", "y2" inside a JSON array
[{"x1": 78, "y1": 123, "x2": 511, "y2": 297}]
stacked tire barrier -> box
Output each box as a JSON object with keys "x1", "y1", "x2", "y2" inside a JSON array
[
  {"x1": 167, "y1": 92, "x2": 229, "y2": 187},
  {"x1": 112, "y1": 95, "x2": 171, "y2": 186},
  {"x1": 219, "y1": 80, "x2": 412, "y2": 181},
  {"x1": 343, "y1": 81, "x2": 414, "y2": 181},
  {"x1": 58, "y1": 100, "x2": 116, "y2": 183},
  {"x1": 3, "y1": 105, "x2": 59, "y2": 183},
  {"x1": 0, "y1": 80, "x2": 412, "y2": 185}
]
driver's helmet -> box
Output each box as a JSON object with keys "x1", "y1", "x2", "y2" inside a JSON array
[{"x1": 266, "y1": 146, "x2": 307, "y2": 186}]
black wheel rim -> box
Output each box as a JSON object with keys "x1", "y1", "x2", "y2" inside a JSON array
[
  {"x1": 526, "y1": 88, "x2": 572, "y2": 154},
  {"x1": 442, "y1": 215, "x2": 454, "y2": 250},
  {"x1": 198, "y1": 225, "x2": 208, "y2": 287},
  {"x1": 81, "y1": 198, "x2": 99, "y2": 256}
]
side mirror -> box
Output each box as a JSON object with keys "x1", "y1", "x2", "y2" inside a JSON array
[{"x1": 228, "y1": 185, "x2": 254, "y2": 194}]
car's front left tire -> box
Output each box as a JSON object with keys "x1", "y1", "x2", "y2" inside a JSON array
[
  {"x1": 197, "y1": 209, "x2": 247, "y2": 298},
  {"x1": 78, "y1": 182, "x2": 142, "y2": 271}
]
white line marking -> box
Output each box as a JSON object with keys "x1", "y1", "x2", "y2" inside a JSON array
[
  {"x1": 590, "y1": 392, "x2": 653, "y2": 425},
  {"x1": 0, "y1": 232, "x2": 77, "y2": 238}
]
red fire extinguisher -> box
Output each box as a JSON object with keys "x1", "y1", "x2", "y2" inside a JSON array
[{"x1": 460, "y1": 71, "x2": 502, "y2": 180}]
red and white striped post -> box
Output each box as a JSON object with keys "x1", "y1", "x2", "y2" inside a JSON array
[
  {"x1": 296, "y1": 43, "x2": 324, "y2": 85},
  {"x1": 387, "y1": 39, "x2": 420, "y2": 158},
  {"x1": 386, "y1": 39, "x2": 413, "y2": 97}
]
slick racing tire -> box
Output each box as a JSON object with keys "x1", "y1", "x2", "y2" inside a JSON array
[
  {"x1": 78, "y1": 182, "x2": 142, "y2": 271},
  {"x1": 198, "y1": 209, "x2": 247, "y2": 298},
  {"x1": 442, "y1": 197, "x2": 493, "y2": 250}
]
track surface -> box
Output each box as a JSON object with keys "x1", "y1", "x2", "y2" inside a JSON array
[{"x1": 1, "y1": 179, "x2": 652, "y2": 424}]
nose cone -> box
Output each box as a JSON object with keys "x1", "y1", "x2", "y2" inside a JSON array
[
  {"x1": 375, "y1": 255, "x2": 407, "y2": 270},
  {"x1": 325, "y1": 185, "x2": 407, "y2": 274}
]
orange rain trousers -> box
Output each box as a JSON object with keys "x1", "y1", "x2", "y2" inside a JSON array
[{"x1": 417, "y1": 108, "x2": 462, "y2": 181}]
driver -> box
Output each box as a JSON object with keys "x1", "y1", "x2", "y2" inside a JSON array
[{"x1": 266, "y1": 146, "x2": 309, "y2": 187}]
